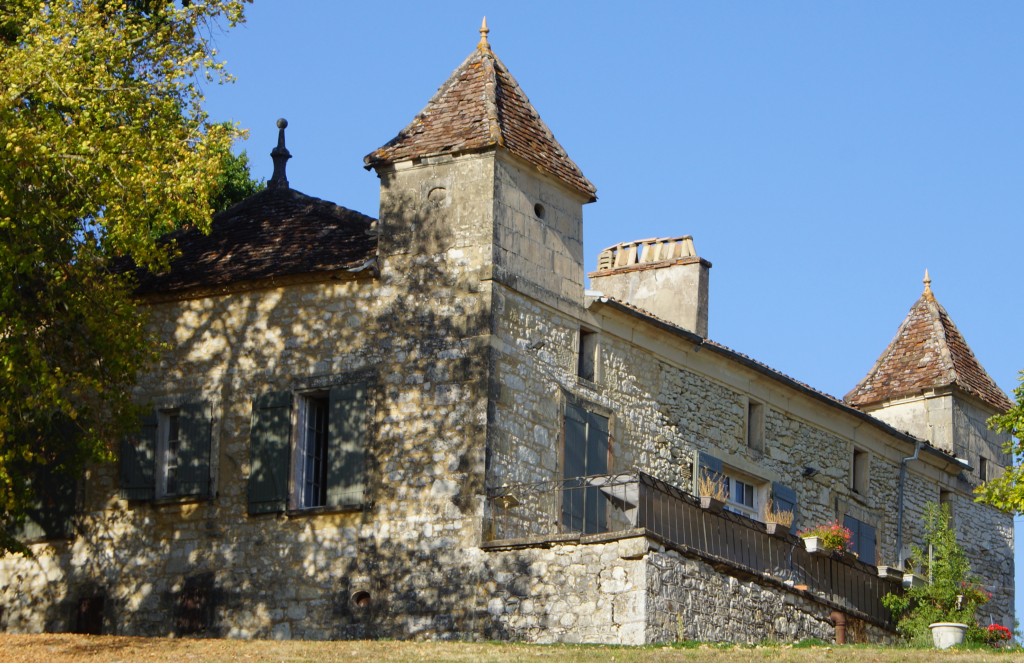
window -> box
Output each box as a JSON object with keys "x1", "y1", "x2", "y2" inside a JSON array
[
  {"x1": 562, "y1": 401, "x2": 609, "y2": 534},
  {"x1": 746, "y1": 400, "x2": 764, "y2": 451},
  {"x1": 979, "y1": 456, "x2": 990, "y2": 482},
  {"x1": 843, "y1": 514, "x2": 877, "y2": 565},
  {"x1": 577, "y1": 329, "x2": 598, "y2": 382},
  {"x1": 120, "y1": 402, "x2": 212, "y2": 501},
  {"x1": 157, "y1": 410, "x2": 181, "y2": 497},
  {"x1": 248, "y1": 383, "x2": 368, "y2": 515},
  {"x1": 294, "y1": 394, "x2": 330, "y2": 508},
  {"x1": 693, "y1": 452, "x2": 770, "y2": 521},
  {"x1": 852, "y1": 448, "x2": 869, "y2": 495},
  {"x1": 939, "y1": 489, "x2": 955, "y2": 526},
  {"x1": 725, "y1": 475, "x2": 756, "y2": 517}
]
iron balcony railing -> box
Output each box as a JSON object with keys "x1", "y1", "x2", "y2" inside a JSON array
[{"x1": 485, "y1": 471, "x2": 901, "y2": 627}]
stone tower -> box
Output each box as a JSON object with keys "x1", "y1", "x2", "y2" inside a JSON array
[
  {"x1": 845, "y1": 272, "x2": 1013, "y2": 484},
  {"x1": 364, "y1": 18, "x2": 597, "y2": 310}
]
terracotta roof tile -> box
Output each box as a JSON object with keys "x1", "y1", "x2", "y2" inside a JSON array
[
  {"x1": 845, "y1": 283, "x2": 1012, "y2": 413},
  {"x1": 131, "y1": 186, "x2": 377, "y2": 294},
  {"x1": 364, "y1": 42, "x2": 596, "y2": 202}
]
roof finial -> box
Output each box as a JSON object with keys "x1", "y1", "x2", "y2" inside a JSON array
[
  {"x1": 923, "y1": 268, "x2": 934, "y2": 299},
  {"x1": 269, "y1": 117, "x2": 291, "y2": 190},
  {"x1": 478, "y1": 17, "x2": 490, "y2": 51}
]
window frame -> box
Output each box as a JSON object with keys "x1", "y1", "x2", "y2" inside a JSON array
[{"x1": 155, "y1": 409, "x2": 182, "y2": 499}]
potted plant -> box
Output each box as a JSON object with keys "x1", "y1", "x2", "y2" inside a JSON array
[
  {"x1": 984, "y1": 623, "x2": 1013, "y2": 648},
  {"x1": 882, "y1": 503, "x2": 990, "y2": 649},
  {"x1": 761, "y1": 499, "x2": 794, "y2": 536},
  {"x1": 697, "y1": 470, "x2": 727, "y2": 513},
  {"x1": 798, "y1": 521, "x2": 852, "y2": 557}
]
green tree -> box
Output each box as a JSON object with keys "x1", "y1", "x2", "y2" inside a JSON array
[
  {"x1": 0, "y1": 0, "x2": 248, "y2": 553},
  {"x1": 211, "y1": 147, "x2": 265, "y2": 214},
  {"x1": 976, "y1": 370, "x2": 1024, "y2": 514},
  {"x1": 882, "y1": 503, "x2": 990, "y2": 645}
]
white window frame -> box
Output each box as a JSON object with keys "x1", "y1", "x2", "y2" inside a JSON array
[
  {"x1": 291, "y1": 392, "x2": 330, "y2": 510},
  {"x1": 155, "y1": 409, "x2": 181, "y2": 498},
  {"x1": 722, "y1": 469, "x2": 766, "y2": 520}
]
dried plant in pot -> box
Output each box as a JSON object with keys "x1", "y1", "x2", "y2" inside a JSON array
[
  {"x1": 761, "y1": 499, "x2": 794, "y2": 536},
  {"x1": 697, "y1": 471, "x2": 727, "y2": 513}
]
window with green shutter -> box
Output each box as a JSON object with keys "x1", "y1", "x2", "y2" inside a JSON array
[
  {"x1": 120, "y1": 403, "x2": 212, "y2": 502},
  {"x1": 248, "y1": 383, "x2": 369, "y2": 515},
  {"x1": 843, "y1": 514, "x2": 877, "y2": 565},
  {"x1": 561, "y1": 401, "x2": 609, "y2": 534}
]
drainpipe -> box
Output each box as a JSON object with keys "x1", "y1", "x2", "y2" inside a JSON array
[
  {"x1": 830, "y1": 611, "x2": 847, "y2": 645},
  {"x1": 895, "y1": 440, "x2": 922, "y2": 567}
]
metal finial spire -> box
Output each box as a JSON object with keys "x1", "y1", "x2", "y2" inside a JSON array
[
  {"x1": 478, "y1": 17, "x2": 490, "y2": 50},
  {"x1": 269, "y1": 118, "x2": 291, "y2": 190},
  {"x1": 923, "y1": 268, "x2": 933, "y2": 299}
]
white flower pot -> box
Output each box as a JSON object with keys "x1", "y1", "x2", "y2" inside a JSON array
[{"x1": 929, "y1": 622, "x2": 967, "y2": 649}]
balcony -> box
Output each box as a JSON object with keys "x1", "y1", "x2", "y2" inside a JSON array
[{"x1": 485, "y1": 471, "x2": 900, "y2": 628}]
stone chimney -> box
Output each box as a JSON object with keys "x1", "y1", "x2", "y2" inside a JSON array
[{"x1": 588, "y1": 236, "x2": 711, "y2": 337}]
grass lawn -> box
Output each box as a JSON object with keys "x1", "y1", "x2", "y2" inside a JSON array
[{"x1": 1, "y1": 634, "x2": 1022, "y2": 663}]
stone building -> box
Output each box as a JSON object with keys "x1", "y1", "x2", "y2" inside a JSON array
[{"x1": 0, "y1": 23, "x2": 1014, "y2": 643}]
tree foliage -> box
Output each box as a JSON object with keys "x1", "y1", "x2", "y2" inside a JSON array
[
  {"x1": 0, "y1": 0, "x2": 247, "y2": 552},
  {"x1": 882, "y1": 503, "x2": 990, "y2": 645},
  {"x1": 976, "y1": 370, "x2": 1024, "y2": 514}
]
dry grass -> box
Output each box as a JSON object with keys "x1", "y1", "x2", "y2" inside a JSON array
[{"x1": 1, "y1": 634, "x2": 1022, "y2": 663}]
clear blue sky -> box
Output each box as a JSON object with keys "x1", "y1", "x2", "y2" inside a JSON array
[{"x1": 202, "y1": 1, "x2": 1024, "y2": 628}]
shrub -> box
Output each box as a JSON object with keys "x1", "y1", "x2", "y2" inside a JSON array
[{"x1": 882, "y1": 503, "x2": 989, "y2": 645}]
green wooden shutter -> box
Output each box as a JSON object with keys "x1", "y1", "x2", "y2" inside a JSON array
[
  {"x1": 177, "y1": 402, "x2": 212, "y2": 497},
  {"x1": 584, "y1": 411, "x2": 610, "y2": 533},
  {"x1": 326, "y1": 383, "x2": 368, "y2": 507},
  {"x1": 120, "y1": 411, "x2": 157, "y2": 501},
  {"x1": 248, "y1": 391, "x2": 292, "y2": 515},
  {"x1": 843, "y1": 515, "x2": 877, "y2": 565},
  {"x1": 693, "y1": 451, "x2": 724, "y2": 493},
  {"x1": 562, "y1": 401, "x2": 588, "y2": 531},
  {"x1": 772, "y1": 481, "x2": 798, "y2": 533},
  {"x1": 17, "y1": 466, "x2": 77, "y2": 541}
]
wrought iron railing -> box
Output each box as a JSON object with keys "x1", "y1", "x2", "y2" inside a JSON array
[{"x1": 485, "y1": 471, "x2": 900, "y2": 627}]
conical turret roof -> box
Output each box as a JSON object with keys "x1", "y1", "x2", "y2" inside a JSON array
[
  {"x1": 364, "y1": 20, "x2": 596, "y2": 202},
  {"x1": 845, "y1": 272, "x2": 1012, "y2": 413}
]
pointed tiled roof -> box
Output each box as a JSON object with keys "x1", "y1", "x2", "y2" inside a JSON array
[
  {"x1": 364, "y1": 22, "x2": 597, "y2": 202},
  {"x1": 845, "y1": 274, "x2": 1012, "y2": 413}
]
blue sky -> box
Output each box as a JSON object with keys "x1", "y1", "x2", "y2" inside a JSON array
[{"x1": 202, "y1": 1, "x2": 1024, "y2": 626}]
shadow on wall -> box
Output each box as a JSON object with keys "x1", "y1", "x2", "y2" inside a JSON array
[{"x1": 3, "y1": 190, "x2": 511, "y2": 639}]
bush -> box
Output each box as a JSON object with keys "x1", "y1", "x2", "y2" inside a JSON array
[{"x1": 882, "y1": 503, "x2": 989, "y2": 645}]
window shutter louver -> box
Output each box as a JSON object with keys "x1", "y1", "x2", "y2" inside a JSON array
[
  {"x1": 177, "y1": 402, "x2": 212, "y2": 497},
  {"x1": 120, "y1": 412, "x2": 157, "y2": 501},
  {"x1": 771, "y1": 481, "x2": 798, "y2": 533},
  {"x1": 326, "y1": 383, "x2": 368, "y2": 507},
  {"x1": 247, "y1": 391, "x2": 292, "y2": 515}
]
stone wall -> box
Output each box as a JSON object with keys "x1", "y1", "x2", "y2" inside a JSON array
[{"x1": 483, "y1": 534, "x2": 895, "y2": 645}]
